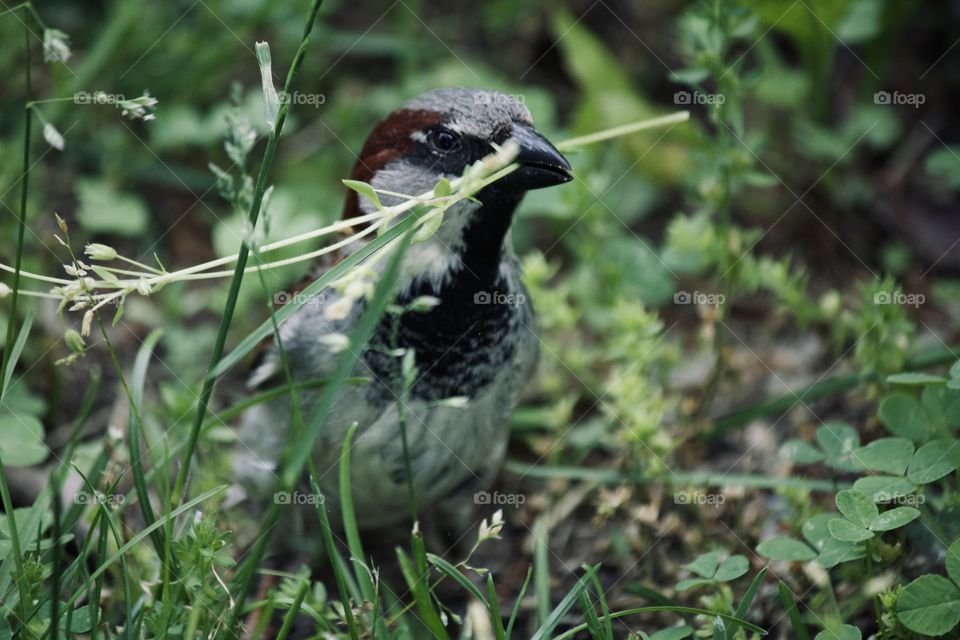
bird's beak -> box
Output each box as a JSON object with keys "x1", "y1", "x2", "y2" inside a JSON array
[{"x1": 505, "y1": 122, "x2": 572, "y2": 190}]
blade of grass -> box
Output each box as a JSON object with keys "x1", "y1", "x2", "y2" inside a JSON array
[
  {"x1": 486, "y1": 572, "x2": 506, "y2": 640},
  {"x1": 224, "y1": 224, "x2": 416, "y2": 631},
  {"x1": 338, "y1": 423, "x2": 375, "y2": 602},
  {"x1": 503, "y1": 463, "x2": 842, "y2": 492},
  {"x1": 211, "y1": 205, "x2": 421, "y2": 379},
  {"x1": 275, "y1": 578, "x2": 310, "y2": 640},
  {"x1": 506, "y1": 565, "x2": 533, "y2": 639},
  {"x1": 100, "y1": 323, "x2": 165, "y2": 556},
  {"x1": 533, "y1": 516, "x2": 551, "y2": 626},
  {"x1": 777, "y1": 580, "x2": 810, "y2": 640},
  {"x1": 1, "y1": 309, "x2": 31, "y2": 398},
  {"x1": 550, "y1": 607, "x2": 767, "y2": 640},
  {"x1": 202, "y1": 377, "x2": 368, "y2": 430},
  {"x1": 427, "y1": 554, "x2": 486, "y2": 602},
  {"x1": 397, "y1": 547, "x2": 449, "y2": 640},
  {"x1": 311, "y1": 473, "x2": 360, "y2": 639},
  {"x1": 0, "y1": 22, "x2": 33, "y2": 627},
  {"x1": 579, "y1": 591, "x2": 604, "y2": 639},
  {"x1": 530, "y1": 564, "x2": 599, "y2": 640},
  {"x1": 727, "y1": 567, "x2": 767, "y2": 640},
  {"x1": 588, "y1": 567, "x2": 613, "y2": 639},
  {"x1": 170, "y1": 0, "x2": 326, "y2": 512},
  {"x1": 555, "y1": 111, "x2": 689, "y2": 151}
]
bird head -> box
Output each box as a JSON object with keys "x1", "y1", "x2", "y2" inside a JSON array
[{"x1": 342, "y1": 87, "x2": 571, "y2": 289}]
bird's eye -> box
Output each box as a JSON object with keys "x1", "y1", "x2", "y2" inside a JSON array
[{"x1": 429, "y1": 129, "x2": 459, "y2": 152}]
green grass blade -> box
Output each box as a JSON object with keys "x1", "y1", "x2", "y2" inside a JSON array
[
  {"x1": 777, "y1": 580, "x2": 810, "y2": 640},
  {"x1": 211, "y1": 209, "x2": 422, "y2": 379},
  {"x1": 126, "y1": 327, "x2": 165, "y2": 555},
  {"x1": 170, "y1": 0, "x2": 327, "y2": 513},
  {"x1": 533, "y1": 516, "x2": 551, "y2": 626},
  {"x1": 338, "y1": 423, "x2": 375, "y2": 603},
  {"x1": 579, "y1": 590, "x2": 604, "y2": 639},
  {"x1": 486, "y1": 572, "x2": 506, "y2": 640},
  {"x1": 427, "y1": 553, "x2": 486, "y2": 602},
  {"x1": 224, "y1": 226, "x2": 415, "y2": 631},
  {"x1": 1, "y1": 308, "x2": 32, "y2": 399},
  {"x1": 549, "y1": 607, "x2": 767, "y2": 640},
  {"x1": 275, "y1": 578, "x2": 310, "y2": 640},
  {"x1": 506, "y1": 565, "x2": 533, "y2": 639},
  {"x1": 397, "y1": 547, "x2": 449, "y2": 640},
  {"x1": 530, "y1": 565, "x2": 599, "y2": 640},
  {"x1": 727, "y1": 567, "x2": 767, "y2": 640}
]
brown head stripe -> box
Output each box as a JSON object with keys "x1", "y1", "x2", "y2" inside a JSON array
[{"x1": 340, "y1": 108, "x2": 443, "y2": 222}]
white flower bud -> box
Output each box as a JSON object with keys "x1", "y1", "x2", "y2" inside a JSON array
[{"x1": 84, "y1": 243, "x2": 118, "y2": 261}]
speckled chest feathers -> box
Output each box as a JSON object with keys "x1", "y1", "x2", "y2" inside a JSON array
[{"x1": 363, "y1": 268, "x2": 530, "y2": 402}]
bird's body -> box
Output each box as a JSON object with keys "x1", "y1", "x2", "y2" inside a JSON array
[{"x1": 234, "y1": 88, "x2": 570, "y2": 529}]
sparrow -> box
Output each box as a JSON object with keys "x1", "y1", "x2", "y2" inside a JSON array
[{"x1": 234, "y1": 87, "x2": 572, "y2": 531}]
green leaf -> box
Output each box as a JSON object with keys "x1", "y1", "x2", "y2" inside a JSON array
[
  {"x1": 816, "y1": 538, "x2": 865, "y2": 568},
  {"x1": 713, "y1": 556, "x2": 749, "y2": 582},
  {"x1": 852, "y1": 476, "x2": 916, "y2": 502},
  {"x1": 907, "y1": 439, "x2": 959, "y2": 484},
  {"x1": 341, "y1": 179, "x2": 382, "y2": 209},
  {"x1": 816, "y1": 422, "x2": 862, "y2": 471},
  {"x1": 922, "y1": 385, "x2": 960, "y2": 432},
  {"x1": 681, "y1": 552, "x2": 721, "y2": 579},
  {"x1": 0, "y1": 411, "x2": 47, "y2": 467},
  {"x1": 756, "y1": 538, "x2": 817, "y2": 562},
  {"x1": 803, "y1": 514, "x2": 839, "y2": 551},
  {"x1": 433, "y1": 176, "x2": 452, "y2": 197},
  {"x1": 869, "y1": 507, "x2": 920, "y2": 532},
  {"x1": 851, "y1": 438, "x2": 914, "y2": 475},
  {"x1": 676, "y1": 578, "x2": 716, "y2": 592},
  {"x1": 947, "y1": 539, "x2": 960, "y2": 586},
  {"x1": 897, "y1": 575, "x2": 960, "y2": 636},
  {"x1": 878, "y1": 392, "x2": 931, "y2": 442},
  {"x1": 814, "y1": 624, "x2": 861, "y2": 640},
  {"x1": 779, "y1": 440, "x2": 825, "y2": 464},
  {"x1": 835, "y1": 490, "x2": 878, "y2": 528},
  {"x1": 887, "y1": 372, "x2": 947, "y2": 386},
  {"x1": 827, "y1": 518, "x2": 874, "y2": 542}
]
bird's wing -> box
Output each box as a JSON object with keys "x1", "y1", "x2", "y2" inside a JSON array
[{"x1": 246, "y1": 286, "x2": 362, "y2": 390}]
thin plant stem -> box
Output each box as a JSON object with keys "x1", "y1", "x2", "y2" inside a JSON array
[
  {"x1": 169, "y1": 0, "x2": 326, "y2": 512},
  {"x1": 0, "y1": 20, "x2": 33, "y2": 631}
]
